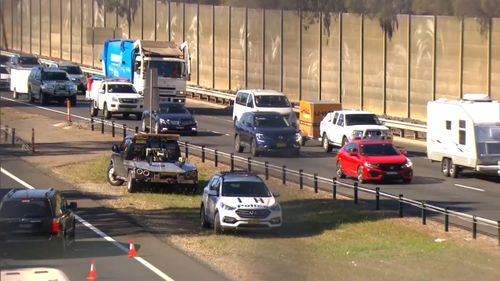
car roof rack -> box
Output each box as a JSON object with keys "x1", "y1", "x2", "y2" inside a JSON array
[{"x1": 219, "y1": 170, "x2": 256, "y2": 177}]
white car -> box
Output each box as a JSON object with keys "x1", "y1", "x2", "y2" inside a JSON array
[
  {"x1": 87, "y1": 80, "x2": 144, "y2": 120},
  {"x1": 0, "y1": 65, "x2": 10, "y2": 89},
  {"x1": 232, "y1": 89, "x2": 296, "y2": 126},
  {"x1": 319, "y1": 110, "x2": 392, "y2": 152},
  {"x1": 1, "y1": 267, "x2": 70, "y2": 281},
  {"x1": 200, "y1": 171, "x2": 282, "y2": 234}
]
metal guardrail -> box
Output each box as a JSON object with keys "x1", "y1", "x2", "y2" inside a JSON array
[{"x1": 1, "y1": 50, "x2": 428, "y2": 135}]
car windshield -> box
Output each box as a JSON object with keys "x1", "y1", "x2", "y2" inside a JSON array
[
  {"x1": 42, "y1": 71, "x2": 69, "y2": 81},
  {"x1": 361, "y1": 144, "x2": 400, "y2": 156},
  {"x1": 0, "y1": 199, "x2": 51, "y2": 218},
  {"x1": 345, "y1": 114, "x2": 380, "y2": 126},
  {"x1": 0, "y1": 67, "x2": 8, "y2": 74},
  {"x1": 159, "y1": 103, "x2": 189, "y2": 114},
  {"x1": 19, "y1": 57, "x2": 39, "y2": 65},
  {"x1": 108, "y1": 84, "x2": 136, "y2": 93},
  {"x1": 147, "y1": 60, "x2": 184, "y2": 79},
  {"x1": 125, "y1": 138, "x2": 181, "y2": 161},
  {"x1": 222, "y1": 181, "x2": 271, "y2": 197},
  {"x1": 255, "y1": 115, "x2": 290, "y2": 128},
  {"x1": 254, "y1": 95, "x2": 291, "y2": 108},
  {"x1": 60, "y1": 66, "x2": 82, "y2": 75}
]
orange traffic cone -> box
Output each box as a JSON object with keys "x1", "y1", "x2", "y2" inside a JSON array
[
  {"x1": 87, "y1": 260, "x2": 97, "y2": 280},
  {"x1": 128, "y1": 240, "x2": 138, "y2": 258}
]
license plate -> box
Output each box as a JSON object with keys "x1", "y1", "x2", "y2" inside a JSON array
[
  {"x1": 386, "y1": 171, "x2": 398, "y2": 175},
  {"x1": 248, "y1": 219, "x2": 260, "y2": 224},
  {"x1": 18, "y1": 223, "x2": 32, "y2": 229},
  {"x1": 276, "y1": 143, "x2": 287, "y2": 148},
  {"x1": 160, "y1": 172, "x2": 176, "y2": 176},
  {"x1": 176, "y1": 126, "x2": 184, "y2": 130},
  {"x1": 56, "y1": 91, "x2": 67, "y2": 95}
]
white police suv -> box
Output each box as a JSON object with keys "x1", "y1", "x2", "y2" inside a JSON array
[{"x1": 200, "y1": 171, "x2": 282, "y2": 234}]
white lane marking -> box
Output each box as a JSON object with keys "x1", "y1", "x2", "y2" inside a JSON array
[
  {"x1": 454, "y1": 183, "x2": 485, "y2": 192},
  {"x1": 0, "y1": 167, "x2": 175, "y2": 281},
  {"x1": 210, "y1": 130, "x2": 230, "y2": 136}
]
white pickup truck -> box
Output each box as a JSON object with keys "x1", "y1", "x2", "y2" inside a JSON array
[
  {"x1": 319, "y1": 110, "x2": 392, "y2": 152},
  {"x1": 87, "y1": 80, "x2": 144, "y2": 120}
]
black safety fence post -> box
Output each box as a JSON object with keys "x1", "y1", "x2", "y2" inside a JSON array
[
  {"x1": 299, "y1": 169, "x2": 303, "y2": 190},
  {"x1": 264, "y1": 162, "x2": 269, "y2": 180},
  {"x1": 247, "y1": 157, "x2": 252, "y2": 172},
  {"x1": 422, "y1": 202, "x2": 427, "y2": 225},
  {"x1": 11, "y1": 128, "x2": 16, "y2": 145},
  {"x1": 314, "y1": 173, "x2": 318, "y2": 193},
  {"x1": 353, "y1": 182, "x2": 358, "y2": 204},
  {"x1": 472, "y1": 216, "x2": 477, "y2": 239},
  {"x1": 111, "y1": 121, "x2": 115, "y2": 137},
  {"x1": 445, "y1": 207, "x2": 449, "y2": 232},
  {"x1": 230, "y1": 153, "x2": 234, "y2": 171},
  {"x1": 123, "y1": 124, "x2": 127, "y2": 137},
  {"x1": 332, "y1": 178, "x2": 337, "y2": 200},
  {"x1": 90, "y1": 117, "x2": 94, "y2": 131},
  {"x1": 4, "y1": 125, "x2": 8, "y2": 142},
  {"x1": 31, "y1": 128, "x2": 35, "y2": 153},
  {"x1": 399, "y1": 194, "x2": 404, "y2": 218},
  {"x1": 201, "y1": 145, "x2": 205, "y2": 162},
  {"x1": 214, "y1": 150, "x2": 218, "y2": 167},
  {"x1": 185, "y1": 142, "x2": 189, "y2": 158},
  {"x1": 282, "y1": 165, "x2": 286, "y2": 185},
  {"x1": 375, "y1": 187, "x2": 380, "y2": 210},
  {"x1": 101, "y1": 118, "x2": 104, "y2": 134},
  {"x1": 135, "y1": 126, "x2": 139, "y2": 133}
]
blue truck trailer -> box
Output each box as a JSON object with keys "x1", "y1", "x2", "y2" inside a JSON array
[{"x1": 102, "y1": 39, "x2": 190, "y2": 103}]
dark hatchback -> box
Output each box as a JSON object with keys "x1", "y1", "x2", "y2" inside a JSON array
[
  {"x1": 142, "y1": 103, "x2": 197, "y2": 135},
  {"x1": 234, "y1": 111, "x2": 301, "y2": 157},
  {"x1": 0, "y1": 188, "x2": 77, "y2": 254}
]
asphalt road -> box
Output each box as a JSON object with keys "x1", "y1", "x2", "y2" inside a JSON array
[
  {"x1": 1, "y1": 91, "x2": 499, "y2": 223},
  {"x1": 0, "y1": 145, "x2": 228, "y2": 281}
]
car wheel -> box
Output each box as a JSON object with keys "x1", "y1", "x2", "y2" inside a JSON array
[
  {"x1": 341, "y1": 136, "x2": 348, "y2": 147},
  {"x1": 107, "y1": 163, "x2": 124, "y2": 186},
  {"x1": 103, "y1": 103, "x2": 112, "y2": 119},
  {"x1": 90, "y1": 101, "x2": 98, "y2": 117},
  {"x1": 70, "y1": 96, "x2": 77, "y2": 107},
  {"x1": 28, "y1": 88, "x2": 34, "y2": 102},
  {"x1": 142, "y1": 118, "x2": 149, "y2": 133},
  {"x1": 123, "y1": 113, "x2": 129, "y2": 119},
  {"x1": 234, "y1": 134, "x2": 244, "y2": 153},
  {"x1": 214, "y1": 212, "x2": 223, "y2": 234},
  {"x1": 357, "y1": 166, "x2": 365, "y2": 183},
  {"x1": 441, "y1": 158, "x2": 451, "y2": 177},
  {"x1": 322, "y1": 133, "x2": 333, "y2": 152},
  {"x1": 336, "y1": 162, "x2": 346, "y2": 179},
  {"x1": 449, "y1": 159, "x2": 459, "y2": 178},
  {"x1": 127, "y1": 173, "x2": 137, "y2": 193},
  {"x1": 40, "y1": 92, "x2": 48, "y2": 105},
  {"x1": 250, "y1": 138, "x2": 259, "y2": 157},
  {"x1": 200, "y1": 205, "x2": 210, "y2": 228}
]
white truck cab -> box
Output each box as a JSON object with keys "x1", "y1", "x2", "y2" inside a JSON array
[
  {"x1": 319, "y1": 110, "x2": 392, "y2": 152},
  {"x1": 87, "y1": 80, "x2": 144, "y2": 120}
]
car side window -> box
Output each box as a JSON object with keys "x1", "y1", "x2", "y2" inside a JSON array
[
  {"x1": 210, "y1": 177, "x2": 220, "y2": 191},
  {"x1": 345, "y1": 143, "x2": 357, "y2": 153},
  {"x1": 246, "y1": 95, "x2": 254, "y2": 108},
  {"x1": 337, "y1": 114, "x2": 344, "y2": 126},
  {"x1": 332, "y1": 112, "x2": 339, "y2": 124},
  {"x1": 236, "y1": 92, "x2": 248, "y2": 106}
]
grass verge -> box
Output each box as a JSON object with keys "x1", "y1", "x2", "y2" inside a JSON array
[{"x1": 55, "y1": 155, "x2": 500, "y2": 281}]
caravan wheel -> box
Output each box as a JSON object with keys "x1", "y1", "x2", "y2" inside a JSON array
[{"x1": 441, "y1": 158, "x2": 451, "y2": 177}]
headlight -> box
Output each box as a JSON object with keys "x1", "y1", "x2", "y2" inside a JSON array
[
  {"x1": 111, "y1": 96, "x2": 119, "y2": 102},
  {"x1": 364, "y1": 162, "x2": 379, "y2": 169},
  {"x1": 220, "y1": 202, "x2": 236, "y2": 211},
  {"x1": 269, "y1": 203, "x2": 281, "y2": 211},
  {"x1": 401, "y1": 160, "x2": 413, "y2": 168},
  {"x1": 159, "y1": 118, "x2": 167, "y2": 125},
  {"x1": 256, "y1": 133, "x2": 266, "y2": 141},
  {"x1": 295, "y1": 132, "x2": 302, "y2": 142},
  {"x1": 70, "y1": 84, "x2": 77, "y2": 91},
  {"x1": 177, "y1": 90, "x2": 185, "y2": 95},
  {"x1": 351, "y1": 130, "x2": 364, "y2": 139},
  {"x1": 41, "y1": 83, "x2": 54, "y2": 89},
  {"x1": 184, "y1": 170, "x2": 198, "y2": 179}
]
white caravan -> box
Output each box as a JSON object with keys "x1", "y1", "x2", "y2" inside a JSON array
[{"x1": 427, "y1": 94, "x2": 500, "y2": 177}]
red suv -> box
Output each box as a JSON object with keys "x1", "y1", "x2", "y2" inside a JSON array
[{"x1": 336, "y1": 140, "x2": 413, "y2": 184}]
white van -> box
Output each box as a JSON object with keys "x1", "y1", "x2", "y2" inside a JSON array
[
  {"x1": 232, "y1": 89, "x2": 296, "y2": 125},
  {"x1": 427, "y1": 94, "x2": 500, "y2": 177}
]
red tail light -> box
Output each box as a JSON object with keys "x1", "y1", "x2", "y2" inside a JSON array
[{"x1": 51, "y1": 219, "x2": 60, "y2": 235}]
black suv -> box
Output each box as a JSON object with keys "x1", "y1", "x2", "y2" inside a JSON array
[
  {"x1": 28, "y1": 66, "x2": 78, "y2": 105},
  {"x1": 0, "y1": 188, "x2": 77, "y2": 253}
]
